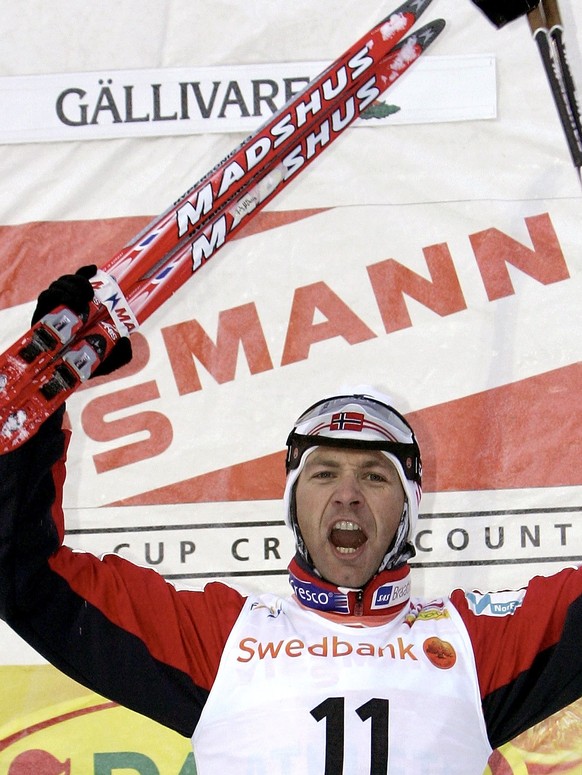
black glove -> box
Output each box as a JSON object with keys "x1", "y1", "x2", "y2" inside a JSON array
[
  {"x1": 32, "y1": 264, "x2": 97, "y2": 325},
  {"x1": 31, "y1": 265, "x2": 133, "y2": 377},
  {"x1": 92, "y1": 335, "x2": 133, "y2": 378},
  {"x1": 469, "y1": 0, "x2": 539, "y2": 27}
]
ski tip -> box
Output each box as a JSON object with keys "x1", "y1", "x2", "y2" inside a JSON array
[
  {"x1": 380, "y1": 0, "x2": 434, "y2": 27},
  {"x1": 411, "y1": 18, "x2": 446, "y2": 49},
  {"x1": 392, "y1": 0, "x2": 434, "y2": 20}
]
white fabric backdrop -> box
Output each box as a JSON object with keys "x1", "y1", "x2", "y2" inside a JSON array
[{"x1": 0, "y1": 0, "x2": 580, "y2": 668}]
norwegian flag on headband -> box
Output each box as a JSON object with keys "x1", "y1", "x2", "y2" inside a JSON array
[{"x1": 330, "y1": 411, "x2": 365, "y2": 432}]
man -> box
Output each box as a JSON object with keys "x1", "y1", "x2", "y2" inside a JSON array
[{"x1": 1, "y1": 270, "x2": 582, "y2": 774}]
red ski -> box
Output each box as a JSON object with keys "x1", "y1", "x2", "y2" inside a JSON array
[
  {"x1": 0, "y1": 0, "x2": 431, "y2": 406},
  {"x1": 0, "y1": 11, "x2": 445, "y2": 452}
]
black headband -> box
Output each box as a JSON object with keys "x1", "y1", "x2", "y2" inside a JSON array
[{"x1": 286, "y1": 432, "x2": 422, "y2": 485}]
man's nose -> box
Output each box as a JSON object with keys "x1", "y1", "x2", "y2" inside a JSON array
[{"x1": 332, "y1": 474, "x2": 363, "y2": 505}]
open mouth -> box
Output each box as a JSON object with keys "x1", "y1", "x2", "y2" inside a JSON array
[{"x1": 329, "y1": 520, "x2": 367, "y2": 555}]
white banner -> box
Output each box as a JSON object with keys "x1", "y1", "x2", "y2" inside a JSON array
[{"x1": 0, "y1": 55, "x2": 496, "y2": 143}]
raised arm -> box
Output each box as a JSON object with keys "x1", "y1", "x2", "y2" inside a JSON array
[
  {"x1": 452, "y1": 570, "x2": 582, "y2": 749},
  {"x1": 0, "y1": 269, "x2": 246, "y2": 736}
]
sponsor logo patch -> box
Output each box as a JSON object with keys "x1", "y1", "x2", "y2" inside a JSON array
[{"x1": 466, "y1": 590, "x2": 526, "y2": 617}]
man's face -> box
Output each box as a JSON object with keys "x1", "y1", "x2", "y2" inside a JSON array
[{"x1": 295, "y1": 446, "x2": 405, "y2": 588}]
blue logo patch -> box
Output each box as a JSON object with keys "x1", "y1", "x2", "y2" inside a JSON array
[
  {"x1": 466, "y1": 590, "x2": 525, "y2": 617},
  {"x1": 371, "y1": 577, "x2": 411, "y2": 609},
  {"x1": 374, "y1": 585, "x2": 394, "y2": 605},
  {"x1": 289, "y1": 574, "x2": 349, "y2": 613}
]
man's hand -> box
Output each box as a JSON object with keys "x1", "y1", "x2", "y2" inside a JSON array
[{"x1": 32, "y1": 265, "x2": 133, "y2": 377}]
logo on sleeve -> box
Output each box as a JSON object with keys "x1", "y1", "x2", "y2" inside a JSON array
[{"x1": 466, "y1": 590, "x2": 525, "y2": 617}]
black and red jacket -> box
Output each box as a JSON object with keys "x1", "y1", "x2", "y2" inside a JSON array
[{"x1": 1, "y1": 409, "x2": 582, "y2": 747}]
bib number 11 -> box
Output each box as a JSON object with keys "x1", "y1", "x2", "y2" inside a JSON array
[{"x1": 311, "y1": 697, "x2": 389, "y2": 774}]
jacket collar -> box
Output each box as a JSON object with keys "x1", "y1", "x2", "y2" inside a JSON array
[{"x1": 288, "y1": 554, "x2": 411, "y2": 618}]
